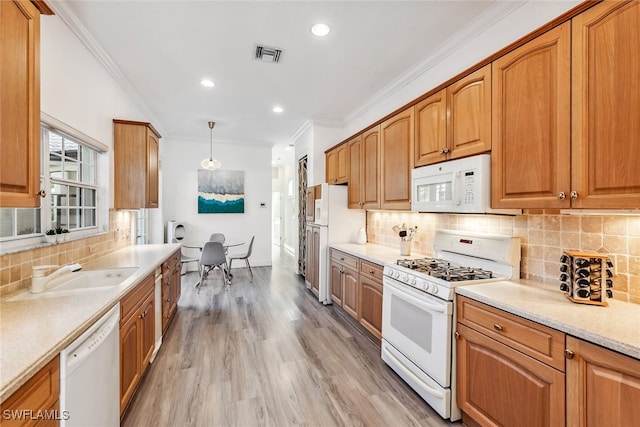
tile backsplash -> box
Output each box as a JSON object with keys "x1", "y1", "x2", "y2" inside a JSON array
[
  {"x1": 0, "y1": 210, "x2": 133, "y2": 296},
  {"x1": 367, "y1": 210, "x2": 640, "y2": 304}
]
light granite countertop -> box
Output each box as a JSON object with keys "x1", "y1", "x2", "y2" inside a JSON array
[
  {"x1": 456, "y1": 280, "x2": 640, "y2": 360},
  {"x1": 0, "y1": 243, "x2": 181, "y2": 402},
  {"x1": 330, "y1": 242, "x2": 427, "y2": 265}
]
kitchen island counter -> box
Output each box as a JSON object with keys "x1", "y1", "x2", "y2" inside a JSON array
[
  {"x1": 456, "y1": 280, "x2": 640, "y2": 360},
  {"x1": 0, "y1": 243, "x2": 180, "y2": 402}
]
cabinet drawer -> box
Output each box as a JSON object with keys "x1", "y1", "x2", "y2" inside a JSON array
[
  {"x1": 330, "y1": 250, "x2": 358, "y2": 270},
  {"x1": 1, "y1": 356, "x2": 60, "y2": 427},
  {"x1": 457, "y1": 295, "x2": 565, "y2": 371},
  {"x1": 359, "y1": 260, "x2": 383, "y2": 281},
  {"x1": 121, "y1": 274, "x2": 154, "y2": 323}
]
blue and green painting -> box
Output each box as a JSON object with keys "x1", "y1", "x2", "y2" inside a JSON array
[{"x1": 198, "y1": 169, "x2": 245, "y2": 213}]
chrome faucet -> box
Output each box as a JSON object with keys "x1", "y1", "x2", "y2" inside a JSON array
[{"x1": 31, "y1": 263, "x2": 83, "y2": 293}]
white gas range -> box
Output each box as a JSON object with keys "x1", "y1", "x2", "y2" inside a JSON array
[{"x1": 381, "y1": 229, "x2": 521, "y2": 421}]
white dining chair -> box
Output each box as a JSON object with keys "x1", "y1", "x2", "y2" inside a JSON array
[{"x1": 227, "y1": 236, "x2": 255, "y2": 282}]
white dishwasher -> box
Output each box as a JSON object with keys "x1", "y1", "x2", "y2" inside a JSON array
[{"x1": 60, "y1": 304, "x2": 120, "y2": 427}]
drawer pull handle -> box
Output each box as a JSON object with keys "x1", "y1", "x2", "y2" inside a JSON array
[
  {"x1": 493, "y1": 323, "x2": 503, "y2": 331},
  {"x1": 369, "y1": 270, "x2": 374, "y2": 274},
  {"x1": 565, "y1": 349, "x2": 575, "y2": 359}
]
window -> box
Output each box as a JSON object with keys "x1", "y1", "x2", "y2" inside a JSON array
[
  {"x1": 47, "y1": 129, "x2": 98, "y2": 231},
  {"x1": 0, "y1": 124, "x2": 101, "y2": 245}
]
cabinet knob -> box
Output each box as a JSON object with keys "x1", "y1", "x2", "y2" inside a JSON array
[
  {"x1": 37, "y1": 189, "x2": 47, "y2": 198},
  {"x1": 439, "y1": 148, "x2": 450, "y2": 154},
  {"x1": 454, "y1": 331, "x2": 460, "y2": 339},
  {"x1": 570, "y1": 191, "x2": 579, "y2": 200},
  {"x1": 493, "y1": 323, "x2": 504, "y2": 331},
  {"x1": 558, "y1": 192, "x2": 566, "y2": 200},
  {"x1": 565, "y1": 349, "x2": 575, "y2": 359}
]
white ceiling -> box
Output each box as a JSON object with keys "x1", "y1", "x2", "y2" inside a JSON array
[{"x1": 55, "y1": 0, "x2": 510, "y2": 154}]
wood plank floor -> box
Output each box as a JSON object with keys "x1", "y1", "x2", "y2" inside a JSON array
[{"x1": 123, "y1": 248, "x2": 460, "y2": 427}]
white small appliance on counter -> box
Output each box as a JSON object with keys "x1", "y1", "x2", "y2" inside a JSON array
[
  {"x1": 411, "y1": 154, "x2": 520, "y2": 215},
  {"x1": 307, "y1": 183, "x2": 365, "y2": 304}
]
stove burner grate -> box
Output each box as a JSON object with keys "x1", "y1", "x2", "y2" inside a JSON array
[{"x1": 396, "y1": 258, "x2": 493, "y2": 282}]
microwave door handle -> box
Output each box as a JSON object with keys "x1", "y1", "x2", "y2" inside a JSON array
[{"x1": 454, "y1": 171, "x2": 462, "y2": 207}]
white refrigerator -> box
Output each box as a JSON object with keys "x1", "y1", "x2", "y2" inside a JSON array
[{"x1": 307, "y1": 183, "x2": 365, "y2": 305}]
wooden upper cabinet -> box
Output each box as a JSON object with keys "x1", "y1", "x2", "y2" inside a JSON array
[
  {"x1": 414, "y1": 89, "x2": 447, "y2": 167},
  {"x1": 491, "y1": 22, "x2": 571, "y2": 209},
  {"x1": 414, "y1": 65, "x2": 491, "y2": 168},
  {"x1": 347, "y1": 134, "x2": 362, "y2": 208},
  {"x1": 447, "y1": 64, "x2": 492, "y2": 160},
  {"x1": 0, "y1": 0, "x2": 42, "y2": 207},
  {"x1": 381, "y1": 108, "x2": 414, "y2": 210},
  {"x1": 361, "y1": 126, "x2": 381, "y2": 209},
  {"x1": 571, "y1": 0, "x2": 640, "y2": 208},
  {"x1": 326, "y1": 144, "x2": 348, "y2": 184},
  {"x1": 347, "y1": 128, "x2": 381, "y2": 209},
  {"x1": 114, "y1": 120, "x2": 161, "y2": 209}
]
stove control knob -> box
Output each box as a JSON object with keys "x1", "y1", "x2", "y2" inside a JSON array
[
  {"x1": 432, "y1": 285, "x2": 439, "y2": 295},
  {"x1": 402, "y1": 275, "x2": 409, "y2": 283},
  {"x1": 410, "y1": 278, "x2": 417, "y2": 286}
]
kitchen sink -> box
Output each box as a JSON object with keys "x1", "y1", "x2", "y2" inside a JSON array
[{"x1": 7, "y1": 267, "x2": 139, "y2": 301}]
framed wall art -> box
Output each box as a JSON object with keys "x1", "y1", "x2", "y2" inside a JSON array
[{"x1": 197, "y1": 170, "x2": 245, "y2": 213}]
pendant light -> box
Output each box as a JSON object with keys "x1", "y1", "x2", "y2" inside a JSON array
[{"x1": 201, "y1": 121, "x2": 221, "y2": 170}]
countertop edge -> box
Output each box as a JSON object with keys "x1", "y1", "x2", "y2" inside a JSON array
[{"x1": 0, "y1": 243, "x2": 181, "y2": 402}]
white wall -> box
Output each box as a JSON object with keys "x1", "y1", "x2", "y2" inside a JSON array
[
  {"x1": 40, "y1": 15, "x2": 154, "y2": 233},
  {"x1": 161, "y1": 139, "x2": 272, "y2": 266}
]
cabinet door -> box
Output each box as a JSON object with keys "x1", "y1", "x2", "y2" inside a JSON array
[
  {"x1": 414, "y1": 89, "x2": 447, "y2": 167},
  {"x1": 457, "y1": 323, "x2": 565, "y2": 427},
  {"x1": 359, "y1": 275, "x2": 383, "y2": 340},
  {"x1": 335, "y1": 144, "x2": 348, "y2": 184},
  {"x1": 491, "y1": 22, "x2": 571, "y2": 209},
  {"x1": 447, "y1": 64, "x2": 491, "y2": 160},
  {"x1": 380, "y1": 108, "x2": 414, "y2": 210},
  {"x1": 140, "y1": 292, "x2": 155, "y2": 368},
  {"x1": 341, "y1": 266, "x2": 359, "y2": 319},
  {"x1": 571, "y1": 0, "x2": 640, "y2": 208},
  {"x1": 162, "y1": 261, "x2": 172, "y2": 332},
  {"x1": 347, "y1": 135, "x2": 362, "y2": 208},
  {"x1": 361, "y1": 126, "x2": 380, "y2": 209},
  {"x1": 0, "y1": 0, "x2": 41, "y2": 208},
  {"x1": 326, "y1": 150, "x2": 337, "y2": 184},
  {"x1": 329, "y1": 260, "x2": 343, "y2": 306},
  {"x1": 120, "y1": 313, "x2": 141, "y2": 414},
  {"x1": 305, "y1": 187, "x2": 316, "y2": 222},
  {"x1": 114, "y1": 122, "x2": 147, "y2": 209},
  {"x1": 566, "y1": 336, "x2": 640, "y2": 426},
  {"x1": 146, "y1": 130, "x2": 159, "y2": 208}
]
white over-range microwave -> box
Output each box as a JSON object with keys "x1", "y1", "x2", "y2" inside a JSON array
[{"x1": 411, "y1": 154, "x2": 519, "y2": 214}]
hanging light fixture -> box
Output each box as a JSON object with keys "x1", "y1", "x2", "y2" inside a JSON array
[{"x1": 201, "y1": 121, "x2": 221, "y2": 170}]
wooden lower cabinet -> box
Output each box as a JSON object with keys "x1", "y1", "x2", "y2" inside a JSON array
[
  {"x1": 304, "y1": 224, "x2": 320, "y2": 297},
  {"x1": 329, "y1": 249, "x2": 384, "y2": 342},
  {"x1": 456, "y1": 323, "x2": 565, "y2": 427},
  {"x1": 0, "y1": 356, "x2": 60, "y2": 426},
  {"x1": 120, "y1": 274, "x2": 155, "y2": 416},
  {"x1": 456, "y1": 296, "x2": 565, "y2": 427},
  {"x1": 358, "y1": 274, "x2": 383, "y2": 340},
  {"x1": 566, "y1": 336, "x2": 640, "y2": 426},
  {"x1": 162, "y1": 250, "x2": 182, "y2": 333}
]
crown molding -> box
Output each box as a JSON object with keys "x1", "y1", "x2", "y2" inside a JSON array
[
  {"x1": 290, "y1": 120, "x2": 314, "y2": 142},
  {"x1": 345, "y1": 0, "x2": 526, "y2": 125},
  {"x1": 48, "y1": 1, "x2": 165, "y2": 136}
]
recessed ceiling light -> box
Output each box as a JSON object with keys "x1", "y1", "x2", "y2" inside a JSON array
[
  {"x1": 272, "y1": 106, "x2": 284, "y2": 113},
  {"x1": 311, "y1": 23, "x2": 330, "y2": 37},
  {"x1": 201, "y1": 79, "x2": 215, "y2": 87}
]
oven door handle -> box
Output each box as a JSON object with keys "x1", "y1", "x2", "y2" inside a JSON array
[
  {"x1": 385, "y1": 279, "x2": 448, "y2": 314},
  {"x1": 382, "y1": 342, "x2": 445, "y2": 399}
]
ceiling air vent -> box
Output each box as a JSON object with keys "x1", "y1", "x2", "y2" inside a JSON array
[{"x1": 254, "y1": 45, "x2": 283, "y2": 63}]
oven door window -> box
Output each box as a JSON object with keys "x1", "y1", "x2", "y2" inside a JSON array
[{"x1": 382, "y1": 279, "x2": 452, "y2": 387}]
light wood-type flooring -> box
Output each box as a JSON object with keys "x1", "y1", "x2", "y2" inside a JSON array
[{"x1": 122, "y1": 249, "x2": 459, "y2": 427}]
